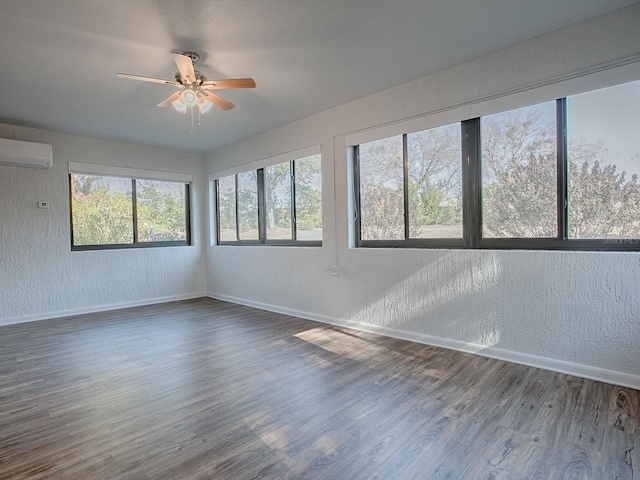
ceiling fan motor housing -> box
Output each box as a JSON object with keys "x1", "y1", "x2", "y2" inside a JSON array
[{"x1": 175, "y1": 70, "x2": 208, "y2": 85}]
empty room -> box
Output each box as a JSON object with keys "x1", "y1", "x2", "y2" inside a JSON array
[{"x1": 1, "y1": 1, "x2": 639, "y2": 479}]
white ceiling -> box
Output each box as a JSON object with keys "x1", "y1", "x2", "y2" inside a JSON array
[{"x1": 0, "y1": 0, "x2": 637, "y2": 154}]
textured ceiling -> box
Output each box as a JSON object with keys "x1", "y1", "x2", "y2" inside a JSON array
[{"x1": 0, "y1": 0, "x2": 637, "y2": 154}]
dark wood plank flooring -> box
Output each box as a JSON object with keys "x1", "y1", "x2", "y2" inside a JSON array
[{"x1": 0, "y1": 298, "x2": 638, "y2": 479}]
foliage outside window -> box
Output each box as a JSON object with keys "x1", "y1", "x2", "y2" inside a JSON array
[
  {"x1": 237, "y1": 170, "x2": 259, "y2": 240},
  {"x1": 216, "y1": 154, "x2": 322, "y2": 245},
  {"x1": 359, "y1": 136, "x2": 405, "y2": 240},
  {"x1": 293, "y1": 155, "x2": 323, "y2": 241},
  {"x1": 265, "y1": 163, "x2": 292, "y2": 240},
  {"x1": 217, "y1": 176, "x2": 237, "y2": 242},
  {"x1": 567, "y1": 82, "x2": 640, "y2": 239},
  {"x1": 70, "y1": 174, "x2": 190, "y2": 250},
  {"x1": 358, "y1": 124, "x2": 463, "y2": 242},
  {"x1": 354, "y1": 80, "x2": 640, "y2": 250},
  {"x1": 481, "y1": 102, "x2": 558, "y2": 238}
]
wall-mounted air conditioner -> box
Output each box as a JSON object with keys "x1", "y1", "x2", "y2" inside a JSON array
[{"x1": 0, "y1": 138, "x2": 53, "y2": 168}]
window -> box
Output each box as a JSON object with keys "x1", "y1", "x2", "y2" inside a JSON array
[
  {"x1": 237, "y1": 170, "x2": 259, "y2": 241},
  {"x1": 359, "y1": 136, "x2": 404, "y2": 240},
  {"x1": 215, "y1": 153, "x2": 322, "y2": 245},
  {"x1": 70, "y1": 173, "x2": 190, "y2": 250},
  {"x1": 293, "y1": 155, "x2": 323, "y2": 241},
  {"x1": 567, "y1": 82, "x2": 640, "y2": 240},
  {"x1": 265, "y1": 163, "x2": 293, "y2": 240},
  {"x1": 408, "y1": 125, "x2": 463, "y2": 239},
  {"x1": 356, "y1": 123, "x2": 464, "y2": 247},
  {"x1": 481, "y1": 102, "x2": 557, "y2": 238},
  {"x1": 217, "y1": 175, "x2": 237, "y2": 241},
  {"x1": 353, "y1": 78, "x2": 640, "y2": 251}
]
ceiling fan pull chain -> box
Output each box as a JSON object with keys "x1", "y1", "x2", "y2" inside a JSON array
[{"x1": 190, "y1": 106, "x2": 194, "y2": 134}]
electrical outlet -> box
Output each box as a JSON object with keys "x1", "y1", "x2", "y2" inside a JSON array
[
  {"x1": 37, "y1": 201, "x2": 50, "y2": 209},
  {"x1": 329, "y1": 264, "x2": 339, "y2": 276}
]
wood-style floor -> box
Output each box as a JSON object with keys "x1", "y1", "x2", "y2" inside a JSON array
[{"x1": 0, "y1": 298, "x2": 638, "y2": 480}]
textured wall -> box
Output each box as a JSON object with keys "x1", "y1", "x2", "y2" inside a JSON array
[
  {"x1": 0, "y1": 124, "x2": 206, "y2": 321},
  {"x1": 206, "y1": 5, "x2": 640, "y2": 381}
]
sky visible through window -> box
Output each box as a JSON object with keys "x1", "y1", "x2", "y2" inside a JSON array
[
  {"x1": 568, "y1": 81, "x2": 640, "y2": 176},
  {"x1": 357, "y1": 80, "x2": 640, "y2": 245}
]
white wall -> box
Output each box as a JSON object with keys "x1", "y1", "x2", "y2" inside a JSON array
[
  {"x1": 205, "y1": 5, "x2": 640, "y2": 388},
  {"x1": 0, "y1": 123, "x2": 206, "y2": 324}
]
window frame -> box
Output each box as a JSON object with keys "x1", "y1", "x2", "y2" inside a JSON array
[
  {"x1": 354, "y1": 132, "x2": 467, "y2": 249},
  {"x1": 353, "y1": 91, "x2": 640, "y2": 251},
  {"x1": 69, "y1": 174, "x2": 191, "y2": 251},
  {"x1": 215, "y1": 157, "x2": 322, "y2": 247}
]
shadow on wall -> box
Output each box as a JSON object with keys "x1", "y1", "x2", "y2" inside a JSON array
[
  {"x1": 345, "y1": 251, "x2": 504, "y2": 349},
  {"x1": 340, "y1": 249, "x2": 640, "y2": 375}
]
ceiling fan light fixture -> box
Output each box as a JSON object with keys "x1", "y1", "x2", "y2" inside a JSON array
[
  {"x1": 179, "y1": 88, "x2": 198, "y2": 107},
  {"x1": 171, "y1": 98, "x2": 187, "y2": 113},
  {"x1": 197, "y1": 97, "x2": 213, "y2": 114}
]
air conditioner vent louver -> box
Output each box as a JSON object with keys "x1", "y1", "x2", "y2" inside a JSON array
[{"x1": 0, "y1": 138, "x2": 53, "y2": 168}]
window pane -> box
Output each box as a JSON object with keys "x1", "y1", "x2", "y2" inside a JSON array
[
  {"x1": 567, "y1": 81, "x2": 640, "y2": 239},
  {"x1": 237, "y1": 171, "x2": 259, "y2": 240},
  {"x1": 407, "y1": 123, "x2": 462, "y2": 238},
  {"x1": 136, "y1": 180, "x2": 188, "y2": 242},
  {"x1": 359, "y1": 136, "x2": 404, "y2": 240},
  {"x1": 71, "y1": 174, "x2": 134, "y2": 245},
  {"x1": 217, "y1": 175, "x2": 237, "y2": 242},
  {"x1": 481, "y1": 102, "x2": 557, "y2": 238},
  {"x1": 295, "y1": 154, "x2": 322, "y2": 241},
  {"x1": 265, "y1": 162, "x2": 292, "y2": 240}
]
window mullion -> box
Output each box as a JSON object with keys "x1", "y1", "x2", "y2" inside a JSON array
[
  {"x1": 557, "y1": 98, "x2": 568, "y2": 239},
  {"x1": 215, "y1": 179, "x2": 221, "y2": 244},
  {"x1": 462, "y1": 119, "x2": 481, "y2": 248},
  {"x1": 290, "y1": 161, "x2": 297, "y2": 241},
  {"x1": 68, "y1": 175, "x2": 75, "y2": 248},
  {"x1": 354, "y1": 146, "x2": 363, "y2": 246},
  {"x1": 234, "y1": 175, "x2": 240, "y2": 242},
  {"x1": 402, "y1": 134, "x2": 409, "y2": 239},
  {"x1": 185, "y1": 183, "x2": 192, "y2": 246},
  {"x1": 257, "y1": 168, "x2": 266, "y2": 244},
  {"x1": 131, "y1": 179, "x2": 139, "y2": 244}
]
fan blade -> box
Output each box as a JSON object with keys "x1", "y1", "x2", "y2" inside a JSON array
[
  {"x1": 201, "y1": 78, "x2": 256, "y2": 89},
  {"x1": 172, "y1": 53, "x2": 196, "y2": 84},
  {"x1": 201, "y1": 90, "x2": 235, "y2": 111},
  {"x1": 117, "y1": 73, "x2": 180, "y2": 87},
  {"x1": 157, "y1": 91, "x2": 181, "y2": 107}
]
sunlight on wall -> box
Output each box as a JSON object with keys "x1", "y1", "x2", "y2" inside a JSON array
[{"x1": 348, "y1": 252, "x2": 503, "y2": 348}]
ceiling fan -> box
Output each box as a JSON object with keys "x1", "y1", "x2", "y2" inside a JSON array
[{"x1": 117, "y1": 51, "x2": 255, "y2": 130}]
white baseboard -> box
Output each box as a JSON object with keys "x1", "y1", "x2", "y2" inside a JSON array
[
  {"x1": 0, "y1": 292, "x2": 207, "y2": 327},
  {"x1": 208, "y1": 292, "x2": 640, "y2": 390}
]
